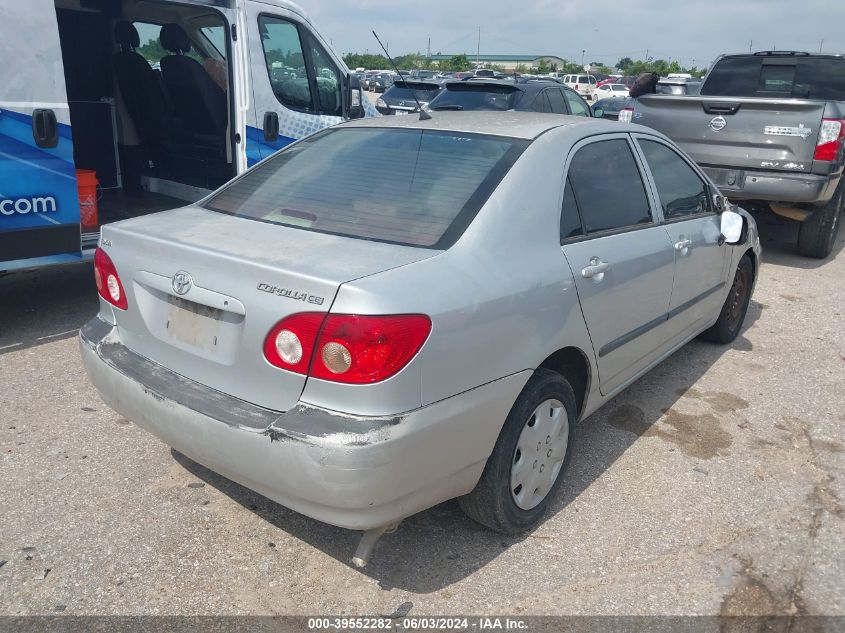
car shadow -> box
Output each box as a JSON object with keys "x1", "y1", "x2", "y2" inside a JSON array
[
  {"x1": 0, "y1": 263, "x2": 97, "y2": 355},
  {"x1": 751, "y1": 210, "x2": 845, "y2": 269},
  {"x1": 173, "y1": 301, "x2": 762, "y2": 593}
]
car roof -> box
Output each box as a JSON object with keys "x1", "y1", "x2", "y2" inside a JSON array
[{"x1": 340, "y1": 110, "x2": 607, "y2": 140}]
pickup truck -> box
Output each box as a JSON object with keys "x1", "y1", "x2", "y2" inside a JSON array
[{"x1": 621, "y1": 52, "x2": 845, "y2": 258}]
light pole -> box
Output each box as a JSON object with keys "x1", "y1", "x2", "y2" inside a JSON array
[{"x1": 581, "y1": 49, "x2": 585, "y2": 67}]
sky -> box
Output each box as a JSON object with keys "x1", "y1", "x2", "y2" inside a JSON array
[{"x1": 306, "y1": 0, "x2": 843, "y2": 70}]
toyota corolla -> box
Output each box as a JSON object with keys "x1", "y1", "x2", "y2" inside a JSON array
[{"x1": 80, "y1": 112, "x2": 760, "y2": 565}]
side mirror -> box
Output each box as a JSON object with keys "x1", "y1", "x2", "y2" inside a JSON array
[
  {"x1": 720, "y1": 209, "x2": 744, "y2": 245},
  {"x1": 712, "y1": 191, "x2": 728, "y2": 213},
  {"x1": 346, "y1": 74, "x2": 365, "y2": 120},
  {"x1": 592, "y1": 107, "x2": 604, "y2": 118}
]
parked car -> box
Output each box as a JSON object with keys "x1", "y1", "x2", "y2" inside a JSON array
[
  {"x1": 591, "y1": 97, "x2": 631, "y2": 120},
  {"x1": 81, "y1": 111, "x2": 759, "y2": 566},
  {"x1": 596, "y1": 75, "x2": 623, "y2": 88},
  {"x1": 563, "y1": 74, "x2": 598, "y2": 100},
  {"x1": 624, "y1": 51, "x2": 845, "y2": 258},
  {"x1": 453, "y1": 71, "x2": 476, "y2": 80},
  {"x1": 376, "y1": 80, "x2": 443, "y2": 114},
  {"x1": 370, "y1": 73, "x2": 395, "y2": 92},
  {"x1": 362, "y1": 71, "x2": 379, "y2": 90},
  {"x1": 656, "y1": 77, "x2": 702, "y2": 95},
  {"x1": 594, "y1": 83, "x2": 631, "y2": 99},
  {"x1": 428, "y1": 80, "x2": 594, "y2": 117},
  {"x1": 409, "y1": 69, "x2": 438, "y2": 80}
]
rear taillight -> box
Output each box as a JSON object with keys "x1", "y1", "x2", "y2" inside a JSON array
[
  {"x1": 814, "y1": 119, "x2": 845, "y2": 161},
  {"x1": 618, "y1": 107, "x2": 634, "y2": 124},
  {"x1": 93, "y1": 247, "x2": 127, "y2": 310},
  {"x1": 263, "y1": 313, "x2": 431, "y2": 384}
]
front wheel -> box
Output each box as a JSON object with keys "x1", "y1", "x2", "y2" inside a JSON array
[
  {"x1": 459, "y1": 369, "x2": 577, "y2": 534},
  {"x1": 701, "y1": 253, "x2": 754, "y2": 344}
]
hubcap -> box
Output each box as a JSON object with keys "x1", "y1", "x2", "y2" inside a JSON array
[
  {"x1": 726, "y1": 266, "x2": 749, "y2": 330},
  {"x1": 510, "y1": 399, "x2": 569, "y2": 510}
]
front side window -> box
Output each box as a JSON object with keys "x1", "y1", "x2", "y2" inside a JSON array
[
  {"x1": 308, "y1": 37, "x2": 342, "y2": 116},
  {"x1": 205, "y1": 128, "x2": 528, "y2": 248},
  {"x1": 567, "y1": 139, "x2": 652, "y2": 234},
  {"x1": 564, "y1": 90, "x2": 590, "y2": 116},
  {"x1": 638, "y1": 140, "x2": 710, "y2": 219},
  {"x1": 259, "y1": 16, "x2": 312, "y2": 111}
]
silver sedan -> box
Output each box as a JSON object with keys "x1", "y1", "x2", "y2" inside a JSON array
[{"x1": 80, "y1": 112, "x2": 760, "y2": 564}]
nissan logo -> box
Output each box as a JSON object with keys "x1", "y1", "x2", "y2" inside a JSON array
[
  {"x1": 171, "y1": 271, "x2": 193, "y2": 296},
  {"x1": 709, "y1": 116, "x2": 727, "y2": 132}
]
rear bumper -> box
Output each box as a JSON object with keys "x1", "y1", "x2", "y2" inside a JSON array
[
  {"x1": 79, "y1": 318, "x2": 529, "y2": 530},
  {"x1": 702, "y1": 166, "x2": 839, "y2": 204}
]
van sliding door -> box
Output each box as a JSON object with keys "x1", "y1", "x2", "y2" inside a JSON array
[{"x1": 0, "y1": 0, "x2": 82, "y2": 267}]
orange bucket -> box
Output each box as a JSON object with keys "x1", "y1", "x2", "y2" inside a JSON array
[{"x1": 76, "y1": 169, "x2": 99, "y2": 230}]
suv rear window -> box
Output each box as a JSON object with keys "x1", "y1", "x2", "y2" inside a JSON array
[
  {"x1": 386, "y1": 82, "x2": 441, "y2": 102},
  {"x1": 205, "y1": 128, "x2": 527, "y2": 248},
  {"x1": 702, "y1": 55, "x2": 845, "y2": 100},
  {"x1": 430, "y1": 84, "x2": 521, "y2": 111}
]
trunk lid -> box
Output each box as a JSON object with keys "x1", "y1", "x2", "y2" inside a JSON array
[
  {"x1": 633, "y1": 95, "x2": 826, "y2": 172},
  {"x1": 102, "y1": 206, "x2": 439, "y2": 413}
]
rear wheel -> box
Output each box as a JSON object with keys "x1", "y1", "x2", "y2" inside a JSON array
[
  {"x1": 459, "y1": 369, "x2": 576, "y2": 534},
  {"x1": 797, "y1": 183, "x2": 843, "y2": 259},
  {"x1": 701, "y1": 253, "x2": 753, "y2": 344}
]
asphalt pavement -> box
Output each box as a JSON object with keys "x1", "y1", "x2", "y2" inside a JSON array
[{"x1": 0, "y1": 213, "x2": 843, "y2": 616}]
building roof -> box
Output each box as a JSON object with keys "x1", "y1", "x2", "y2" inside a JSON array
[{"x1": 427, "y1": 54, "x2": 565, "y2": 62}]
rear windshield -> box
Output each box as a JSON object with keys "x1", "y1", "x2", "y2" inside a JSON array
[
  {"x1": 204, "y1": 128, "x2": 527, "y2": 248},
  {"x1": 430, "y1": 84, "x2": 521, "y2": 111},
  {"x1": 386, "y1": 82, "x2": 441, "y2": 101},
  {"x1": 702, "y1": 56, "x2": 845, "y2": 100}
]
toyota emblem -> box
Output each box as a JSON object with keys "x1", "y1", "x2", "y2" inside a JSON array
[
  {"x1": 171, "y1": 271, "x2": 193, "y2": 296},
  {"x1": 709, "y1": 115, "x2": 727, "y2": 132}
]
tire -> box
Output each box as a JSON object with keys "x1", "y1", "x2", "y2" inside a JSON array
[
  {"x1": 459, "y1": 368, "x2": 577, "y2": 534},
  {"x1": 797, "y1": 182, "x2": 843, "y2": 259},
  {"x1": 701, "y1": 253, "x2": 754, "y2": 344}
]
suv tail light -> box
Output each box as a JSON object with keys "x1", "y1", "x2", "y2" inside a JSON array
[
  {"x1": 814, "y1": 119, "x2": 845, "y2": 161},
  {"x1": 93, "y1": 247, "x2": 127, "y2": 310},
  {"x1": 618, "y1": 107, "x2": 634, "y2": 124},
  {"x1": 264, "y1": 313, "x2": 431, "y2": 384}
]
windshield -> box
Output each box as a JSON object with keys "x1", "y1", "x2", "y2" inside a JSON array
[
  {"x1": 429, "y1": 84, "x2": 521, "y2": 111},
  {"x1": 386, "y1": 83, "x2": 441, "y2": 101},
  {"x1": 702, "y1": 56, "x2": 845, "y2": 99},
  {"x1": 204, "y1": 128, "x2": 528, "y2": 248}
]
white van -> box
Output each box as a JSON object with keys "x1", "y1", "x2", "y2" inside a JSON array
[
  {"x1": 562, "y1": 74, "x2": 597, "y2": 101},
  {"x1": 0, "y1": 0, "x2": 374, "y2": 272}
]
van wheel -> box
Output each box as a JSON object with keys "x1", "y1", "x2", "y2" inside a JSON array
[
  {"x1": 797, "y1": 183, "x2": 843, "y2": 259},
  {"x1": 701, "y1": 253, "x2": 753, "y2": 344},
  {"x1": 458, "y1": 369, "x2": 576, "y2": 534}
]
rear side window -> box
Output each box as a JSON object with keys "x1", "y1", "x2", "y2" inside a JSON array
[
  {"x1": 638, "y1": 140, "x2": 710, "y2": 219},
  {"x1": 560, "y1": 178, "x2": 584, "y2": 240},
  {"x1": 702, "y1": 56, "x2": 845, "y2": 100},
  {"x1": 205, "y1": 128, "x2": 528, "y2": 248},
  {"x1": 566, "y1": 139, "x2": 652, "y2": 234},
  {"x1": 546, "y1": 89, "x2": 568, "y2": 114}
]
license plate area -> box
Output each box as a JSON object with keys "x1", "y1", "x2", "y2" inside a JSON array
[{"x1": 166, "y1": 295, "x2": 224, "y2": 352}]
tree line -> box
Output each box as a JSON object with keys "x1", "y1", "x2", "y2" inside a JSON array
[{"x1": 343, "y1": 52, "x2": 705, "y2": 78}]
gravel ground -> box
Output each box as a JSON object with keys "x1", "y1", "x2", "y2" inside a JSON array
[{"x1": 0, "y1": 213, "x2": 843, "y2": 617}]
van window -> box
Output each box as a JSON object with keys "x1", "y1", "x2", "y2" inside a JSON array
[
  {"x1": 259, "y1": 16, "x2": 313, "y2": 111},
  {"x1": 308, "y1": 37, "x2": 343, "y2": 116},
  {"x1": 134, "y1": 21, "x2": 203, "y2": 65},
  {"x1": 205, "y1": 128, "x2": 529, "y2": 248},
  {"x1": 200, "y1": 25, "x2": 226, "y2": 58}
]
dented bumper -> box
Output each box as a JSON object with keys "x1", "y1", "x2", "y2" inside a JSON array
[{"x1": 79, "y1": 318, "x2": 529, "y2": 530}]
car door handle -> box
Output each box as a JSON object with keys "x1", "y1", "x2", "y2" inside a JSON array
[
  {"x1": 674, "y1": 238, "x2": 692, "y2": 252},
  {"x1": 581, "y1": 258, "x2": 610, "y2": 279}
]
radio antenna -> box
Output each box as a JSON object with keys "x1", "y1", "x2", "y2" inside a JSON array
[{"x1": 372, "y1": 30, "x2": 432, "y2": 120}]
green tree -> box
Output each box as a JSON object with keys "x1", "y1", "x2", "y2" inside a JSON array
[
  {"x1": 138, "y1": 37, "x2": 168, "y2": 63},
  {"x1": 445, "y1": 54, "x2": 472, "y2": 71},
  {"x1": 537, "y1": 59, "x2": 551, "y2": 75},
  {"x1": 616, "y1": 57, "x2": 633, "y2": 71}
]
